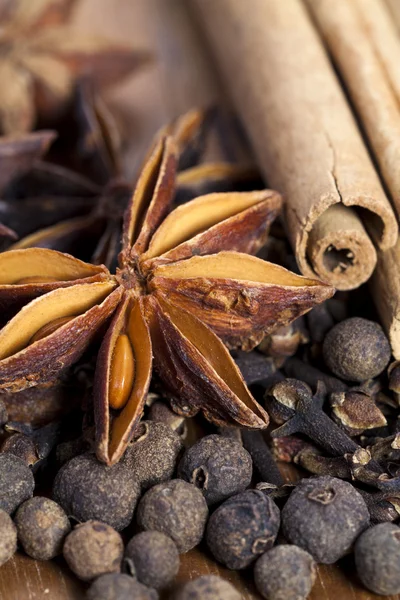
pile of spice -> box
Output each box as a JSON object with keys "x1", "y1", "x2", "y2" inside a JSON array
[{"x1": 2, "y1": 1, "x2": 400, "y2": 599}]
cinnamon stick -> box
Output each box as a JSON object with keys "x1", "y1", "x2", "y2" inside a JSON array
[
  {"x1": 189, "y1": 0, "x2": 398, "y2": 290},
  {"x1": 384, "y1": 0, "x2": 400, "y2": 32},
  {"x1": 304, "y1": 0, "x2": 400, "y2": 218},
  {"x1": 371, "y1": 242, "x2": 400, "y2": 360}
]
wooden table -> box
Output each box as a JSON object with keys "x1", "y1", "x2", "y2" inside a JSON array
[{"x1": 0, "y1": 1, "x2": 398, "y2": 598}]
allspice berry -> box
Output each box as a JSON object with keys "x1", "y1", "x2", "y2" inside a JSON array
[
  {"x1": 323, "y1": 317, "x2": 391, "y2": 381},
  {"x1": 0, "y1": 453, "x2": 34, "y2": 514},
  {"x1": 0, "y1": 509, "x2": 17, "y2": 566},
  {"x1": 282, "y1": 476, "x2": 370, "y2": 563},
  {"x1": 87, "y1": 574, "x2": 159, "y2": 600},
  {"x1": 177, "y1": 434, "x2": 252, "y2": 505},
  {"x1": 175, "y1": 575, "x2": 241, "y2": 600},
  {"x1": 206, "y1": 489, "x2": 280, "y2": 569},
  {"x1": 137, "y1": 479, "x2": 208, "y2": 553},
  {"x1": 125, "y1": 531, "x2": 179, "y2": 589},
  {"x1": 15, "y1": 496, "x2": 70, "y2": 560},
  {"x1": 355, "y1": 523, "x2": 400, "y2": 595},
  {"x1": 254, "y1": 545, "x2": 316, "y2": 600},
  {"x1": 63, "y1": 521, "x2": 124, "y2": 582},
  {"x1": 124, "y1": 421, "x2": 183, "y2": 491},
  {"x1": 53, "y1": 452, "x2": 140, "y2": 531}
]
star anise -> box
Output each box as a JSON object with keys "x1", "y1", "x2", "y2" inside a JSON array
[
  {"x1": 0, "y1": 128, "x2": 334, "y2": 465},
  {"x1": 0, "y1": 0, "x2": 149, "y2": 134}
]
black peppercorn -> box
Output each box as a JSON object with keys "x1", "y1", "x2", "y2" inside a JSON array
[
  {"x1": 0, "y1": 509, "x2": 17, "y2": 566},
  {"x1": 53, "y1": 452, "x2": 140, "y2": 531},
  {"x1": 177, "y1": 434, "x2": 252, "y2": 505},
  {"x1": 355, "y1": 523, "x2": 400, "y2": 595},
  {"x1": 136, "y1": 479, "x2": 208, "y2": 553},
  {"x1": 282, "y1": 476, "x2": 370, "y2": 563},
  {"x1": 0, "y1": 452, "x2": 34, "y2": 514},
  {"x1": 323, "y1": 317, "x2": 391, "y2": 381},
  {"x1": 254, "y1": 545, "x2": 316, "y2": 600},
  {"x1": 175, "y1": 575, "x2": 241, "y2": 600},
  {"x1": 15, "y1": 496, "x2": 70, "y2": 560},
  {"x1": 124, "y1": 531, "x2": 179, "y2": 589},
  {"x1": 206, "y1": 489, "x2": 280, "y2": 569},
  {"x1": 63, "y1": 520, "x2": 124, "y2": 582},
  {"x1": 86, "y1": 573, "x2": 159, "y2": 600},
  {"x1": 124, "y1": 421, "x2": 183, "y2": 491}
]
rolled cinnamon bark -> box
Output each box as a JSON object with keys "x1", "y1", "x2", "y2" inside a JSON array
[
  {"x1": 304, "y1": 0, "x2": 400, "y2": 218},
  {"x1": 384, "y1": 0, "x2": 400, "y2": 32},
  {"x1": 371, "y1": 242, "x2": 400, "y2": 359},
  {"x1": 190, "y1": 0, "x2": 398, "y2": 290}
]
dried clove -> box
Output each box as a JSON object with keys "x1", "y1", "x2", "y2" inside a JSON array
[
  {"x1": 257, "y1": 319, "x2": 308, "y2": 364},
  {"x1": 294, "y1": 448, "x2": 352, "y2": 479},
  {"x1": 355, "y1": 523, "x2": 400, "y2": 595},
  {"x1": 284, "y1": 357, "x2": 347, "y2": 394},
  {"x1": 124, "y1": 531, "x2": 179, "y2": 590},
  {"x1": 87, "y1": 573, "x2": 158, "y2": 600},
  {"x1": 307, "y1": 302, "x2": 334, "y2": 344},
  {"x1": 0, "y1": 510, "x2": 17, "y2": 567},
  {"x1": 330, "y1": 389, "x2": 387, "y2": 436},
  {"x1": 175, "y1": 575, "x2": 241, "y2": 600},
  {"x1": 0, "y1": 398, "x2": 7, "y2": 429},
  {"x1": 15, "y1": 497, "x2": 70, "y2": 560},
  {"x1": 323, "y1": 318, "x2": 391, "y2": 382},
  {"x1": 282, "y1": 476, "x2": 370, "y2": 563},
  {"x1": 233, "y1": 350, "x2": 279, "y2": 386},
  {"x1": 0, "y1": 453, "x2": 34, "y2": 514},
  {"x1": 124, "y1": 421, "x2": 183, "y2": 491},
  {"x1": 1, "y1": 434, "x2": 40, "y2": 468},
  {"x1": 241, "y1": 430, "x2": 283, "y2": 486},
  {"x1": 53, "y1": 452, "x2": 141, "y2": 531},
  {"x1": 254, "y1": 545, "x2": 316, "y2": 600},
  {"x1": 218, "y1": 426, "x2": 243, "y2": 444},
  {"x1": 63, "y1": 521, "x2": 124, "y2": 582},
  {"x1": 147, "y1": 400, "x2": 186, "y2": 435},
  {"x1": 271, "y1": 436, "x2": 315, "y2": 463},
  {"x1": 360, "y1": 490, "x2": 400, "y2": 524},
  {"x1": 267, "y1": 379, "x2": 360, "y2": 457},
  {"x1": 136, "y1": 479, "x2": 208, "y2": 553},
  {"x1": 206, "y1": 489, "x2": 280, "y2": 569},
  {"x1": 177, "y1": 434, "x2": 252, "y2": 505}
]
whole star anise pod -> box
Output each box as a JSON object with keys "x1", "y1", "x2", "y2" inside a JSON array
[
  {"x1": 0, "y1": 130, "x2": 334, "y2": 464},
  {"x1": 0, "y1": 0, "x2": 149, "y2": 134}
]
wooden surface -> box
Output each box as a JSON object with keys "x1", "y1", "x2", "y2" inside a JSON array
[{"x1": 0, "y1": 1, "x2": 399, "y2": 598}]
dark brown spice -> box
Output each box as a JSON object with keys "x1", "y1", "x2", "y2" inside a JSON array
[
  {"x1": 206, "y1": 489, "x2": 280, "y2": 569},
  {"x1": 15, "y1": 496, "x2": 70, "y2": 560},
  {"x1": 284, "y1": 356, "x2": 347, "y2": 394},
  {"x1": 63, "y1": 520, "x2": 124, "y2": 582},
  {"x1": 241, "y1": 430, "x2": 283, "y2": 486},
  {"x1": 0, "y1": 453, "x2": 34, "y2": 514},
  {"x1": 355, "y1": 523, "x2": 400, "y2": 595},
  {"x1": 323, "y1": 317, "x2": 391, "y2": 381},
  {"x1": 52, "y1": 452, "x2": 141, "y2": 531},
  {"x1": 267, "y1": 379, "x2": 360, "y2": 457},
  {"x1": 330, "y1": 389, "x2": 387, "y2": 436},
  {"x1": 0, "y1": 509, "x2": 17, "y2": 566},
  {"x1": 136, "y1": 479, "x2": 208, "y2": 553},
  {"x1": 124, "y1": 531, "x2": 179, "y2": 590},
  {"x1": 87, "y1": 573, "x2": 158, "y2": 600},
  {"x1": 177, "y1": 434, "x2": 252, "y2": 505},
  {"x1": 282, "y1": 476, "x2": 370, "y2": 563},
  {"x1": 175, "y1": 575, "x2": 241, "y2": 600},
  {"x1": 254, "y1": 545, "x2": 316, "y2": 600},
  {"x1": 124, "y1": 421, "x2": 183, "y2": 491}
]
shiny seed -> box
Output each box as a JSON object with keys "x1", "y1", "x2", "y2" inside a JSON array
[
  {"x1": 15, "y1": 276, "x2": 59, "y2": 284},
  {"x1": 30, "y1": 317, "x2": 74, "y2": 344},
  {"x1": 109, "y1": 334, "x2": 135, "y2": 410}
]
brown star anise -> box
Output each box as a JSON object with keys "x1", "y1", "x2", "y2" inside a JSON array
[
  {"x1": 0, "y1": 129, "x2": 334, "y2": 465},
  {"x1": 0, "y1": 0, "x2": 149, "y2": 134}
]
